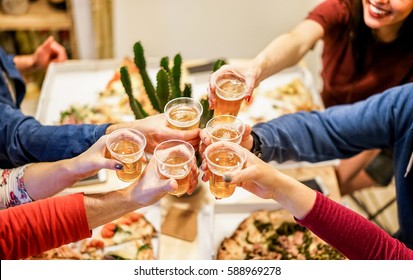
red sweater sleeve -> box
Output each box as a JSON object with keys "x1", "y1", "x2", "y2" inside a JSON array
[
  {"x1": 296, "y1": 192, "x2": 413, "y2": 260},
  {"x1": 0, "y1": 193, "x2": 91, "y2": 259}
]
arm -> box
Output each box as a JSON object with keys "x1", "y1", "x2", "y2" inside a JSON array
[
  {"x1": 252, "y1": 19, "x2": 323, "y2": 86},
  {"x1": 251, "y1": 84, "x2": 413, "y2": 163},
  {"x1": 208, "y1": 20, "x2": 323, "y2": 107},
  {"x1": 0, "y1": 103, "x2": 109, "y2": 168},
  {"x1": 106, "y1": 113, "x2": 201, "y2": 154},
  {"x1": 22, "y1": 136, "x2": 120, "y2": 201},
  {"x1": 0, "y1": 156, "x2": 177, "y2": 260},
  {"x1": 229, "y1": 151, "x2": 413, "y2": 260},
  {"x1": 13, "y1": 36, "x2": 67, "y2": 74}
]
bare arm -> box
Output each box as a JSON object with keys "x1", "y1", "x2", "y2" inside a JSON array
[
  {"x1": 252, "y1": 19, "x2": 324, "y2": 85},
  {"x1": 22, "y1": 136, "x2": 120, "y2": 201}
]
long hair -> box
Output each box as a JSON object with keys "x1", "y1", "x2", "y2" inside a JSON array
[{"x1": 349, "y1": 0, "x2": 413, "y2": 75}]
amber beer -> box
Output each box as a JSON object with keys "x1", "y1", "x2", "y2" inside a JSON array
[
  {"x1": 154, "y1": 140, "x2": 195, "y2": 197},
  {"x1": 110, "y1": 140, "x2": 143, "y2": 182},
  {"x1": 165, "y1": 97, "x2": 203, "y2": 130},
  {"x1": 206, "y1": 115, "x2": 245, "y2": 144},
  {"x1": 205, "y1": 142, "x2": 246, "y2": 199},
  {"x1": 214, "y1": 73, "x2": 247, "y2": 117},
  {"x1": 158, "y1": 155, "x2": 191, "y2": 197},
  {"x1": 106, "y1": 128, "x2": 146, "y2": 182}
]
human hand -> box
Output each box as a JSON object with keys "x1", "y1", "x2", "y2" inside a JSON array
[
  {"x1": 129, "y1": 156, "x2": 178, "y2": 207},
  {"x1": 32, "y1": 36, "x2": 67, "y2": 70},
  {"x1": 72, "y1": 135, "x2": 123, "y2": 180},
  {"x1": 109, "y1": 113, "x2": 201, "y2": 154},
  {"x1": 208, "y1": 63, "x2": 257, "y2": 110},
  {"x1": 226, "y1": 150, "x2": 281, "y2": 199},
  {"x1": 199, "y1": 123, "x2": 253, "y2": 154}
]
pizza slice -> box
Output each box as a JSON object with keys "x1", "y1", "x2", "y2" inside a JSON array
[{"x1": 94, "y1": 212, "x2": 157, "y2": 247}]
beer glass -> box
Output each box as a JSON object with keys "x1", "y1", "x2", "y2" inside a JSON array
[
  {"x1": 204, "y1": 141, "x2": 246, "y2": 199},
  {"x1": 106, "y1": 128, "x2": 146, "y2": 182},
  {"x1": 206, "y1": 115, "x2": 245, "y2": 144},
  {"x1": 213, "y1": 72, "x2": 248, "y2": 117},
  {"x1": 164, "y1": 97, "x2": 203, "y2": 130},
  {"x1": 154, "y1": 140, "x2": 195, "y2": 197}
]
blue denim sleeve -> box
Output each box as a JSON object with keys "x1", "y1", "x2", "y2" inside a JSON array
[
  {"x1": 0, "y1": 103, "x2": 110, "y2": 168},
  {"x1": 252, "y1": 83, "x2": 413, "y2": 163}
]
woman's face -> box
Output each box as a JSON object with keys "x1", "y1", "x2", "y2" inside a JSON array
[{"x1": 362, "y1": 0, "x2": 413, "y2": 40}]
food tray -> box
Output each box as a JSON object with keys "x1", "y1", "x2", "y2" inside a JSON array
[
  {"x1": 74, "y1": 203, "x2": 161, "y2": 259},
  {"x1": 35, "y1": 59, "x2": 159, "y2": 125}
]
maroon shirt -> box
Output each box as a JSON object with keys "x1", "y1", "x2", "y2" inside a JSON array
[
  {"x1": 307, "y1": 0, "x2": 413, "y2": 107},
  {"x1": 298, "y1": 192, "x2": 413, "y2": 259}
]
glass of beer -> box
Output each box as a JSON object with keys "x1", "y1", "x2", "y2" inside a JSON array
[
  {"x1": 213, "y1": 72, "x2": 248, "y2": 117},
  {"x1": 164, "y1": 97, "x2": 203, "y2": 130},
  {"x1": 154, "y1": 140, "x2": 195, "y2": 197},
  {"x1": 206, "y1": 115, "x2": 245, "y2": 144},
  {"x1": 204, "y1": 141, "x2": 246, "y2": 199},
  {"x1": 106, "y1": 128, "x2": 146, "y2": 182}
]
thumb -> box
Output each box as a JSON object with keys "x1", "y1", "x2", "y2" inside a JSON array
[
  {"x1": 228, "y1": 167, "x2": 254, "y2": 185},
  {"x1": 160, "y1": 178, "x2": 177, "y2": 193},
  {"x1": 102, "y1": 158, "x2": 123, "y2": 170}
]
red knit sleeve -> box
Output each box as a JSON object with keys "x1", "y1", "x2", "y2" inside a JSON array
[
  {"x1": 306, "y1": 0, "x2": 351, "y2": 36},
  {"x1": 0, "y1": 193, "x2": 91, "y2": 259},
  {"x1": 296, "y1": 192, "x2": 413, "y2": 259}
]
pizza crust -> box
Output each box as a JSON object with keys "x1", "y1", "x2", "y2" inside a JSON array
[{"x1": 216, "y1": 209, "x2": 345, "y2": 260}]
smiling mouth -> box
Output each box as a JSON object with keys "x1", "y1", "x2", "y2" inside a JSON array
[{"x1": 369, "y1": 2, "x2": 391, "y2": 17}]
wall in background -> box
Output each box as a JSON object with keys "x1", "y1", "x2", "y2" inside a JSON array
[{"x1": 112, "y1": 0, "x2": 323, "y2": 88}]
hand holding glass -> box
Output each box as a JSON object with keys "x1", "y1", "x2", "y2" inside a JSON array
[
  {"x1": 154, "y1": 140, "x2": 195, "y2": 197},
  {"x1": 106, "y1": 128, "x2": 146, "y2": 182},
  {"x1": 204, "y1": 141, "x2": 246, "y2": 199}
]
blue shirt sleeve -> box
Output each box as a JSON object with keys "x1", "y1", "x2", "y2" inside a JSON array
[
  {"x1": 252, "y1": 83, "x2": 413, "y2": 163},
  {"x1": 0, "y1": 103, "x2": 110, "y2": 168}
]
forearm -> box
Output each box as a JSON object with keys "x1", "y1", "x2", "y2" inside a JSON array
[
  {"x1": 0, "y1": 193, "x2": 90, "y2": 260},
  {"x1": 84, "y1": 185, "x2": 141, "y2": 229},
  {"x1": 13, "y1": 55, "x2": 35, "y2": 73},
  {"x1": 23, "y1": 159, "x2": 86, "y2": 200},
  {"x1": 270, "y1": 170, "x2": 317, "y2": 219},
  {"x1": 0, "y1": 103, "x2": 109, "y2": 167},
  {"x1": 252, "y1": 20, "x2": 323, "y2": 85},
  {"x1": 298, "y1": 192, "x2": 413, "y2": 259}
]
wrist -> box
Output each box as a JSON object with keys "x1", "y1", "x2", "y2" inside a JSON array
[{"x1": 250, "y1": 131, "x2": 263, "y2": 158}]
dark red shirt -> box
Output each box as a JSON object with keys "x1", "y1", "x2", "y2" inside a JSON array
[{"x1": 307, "y1": 0, "x2": 413, "y2": 107}]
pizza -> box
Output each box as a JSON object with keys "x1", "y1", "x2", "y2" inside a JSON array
[
  {"x1": 59, "y1": 57, "x2": 156, "y2": 125},
  {"x1": 216, "y1": 209, "x2": 345, "y2": 260},
  {"x1": 263, "y1": 78, "x2": 321, "y2": 113},
  {"x1": 27, "y1": 211, "x2": 158, "y2": 260}
]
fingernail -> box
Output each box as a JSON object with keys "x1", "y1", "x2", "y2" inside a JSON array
[
  {"x1": 245, "y1": 95, "x2": 251, "y2": 102},
  {"x1": 223, "y1": 174, "x2": 232, "y2": 183},
  {"x1": 202, "y1": 174, "x2": 206, "y2": 181},
  {"x1": 115, "y1": 163, "x2": 123, "y2": 170}
]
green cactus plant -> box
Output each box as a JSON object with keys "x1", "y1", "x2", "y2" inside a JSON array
[{"x1": 120, "y1": 41, "x2": 226, "y2": 128}]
